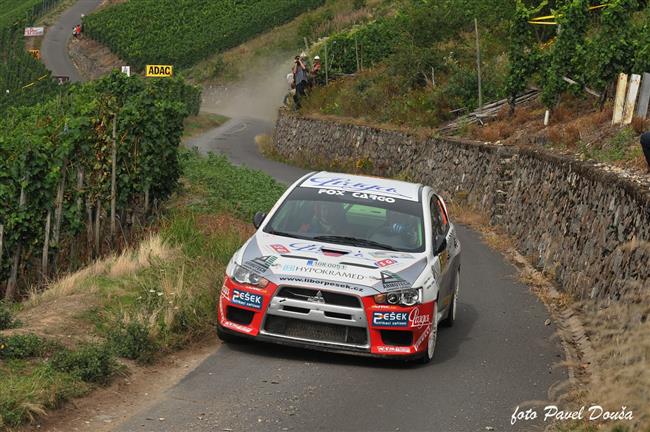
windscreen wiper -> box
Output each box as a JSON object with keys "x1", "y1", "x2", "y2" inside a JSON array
[
  {"x1": 265, "y1": 229, "x2": 313, "y2": 241},
  {"x1": 313, "y1": 235, "x2": 398, "y2": 251}
]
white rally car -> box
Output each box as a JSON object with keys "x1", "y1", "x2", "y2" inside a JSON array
[{"x1": 217, "y1": 172, "x2": 461, "y2": 363}]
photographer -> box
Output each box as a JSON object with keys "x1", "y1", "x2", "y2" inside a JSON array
[{"x1": 292, "y1": 55, "x2": 308, "y2": 109}]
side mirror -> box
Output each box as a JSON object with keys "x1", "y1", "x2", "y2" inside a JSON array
[
  {"x1": 253, "y1": 211, "x2": 267, "y2": 229},
  {"x1": 434, "y1": 236, "x2": 447, "y2": 255}
]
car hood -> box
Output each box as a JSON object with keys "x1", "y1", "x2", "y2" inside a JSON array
[{"x1": 238, "y1": 232, "x2": 428, "y2": 296}]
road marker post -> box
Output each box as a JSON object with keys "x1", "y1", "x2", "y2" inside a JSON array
[{"x1": 612, "y1": 73, "x2": 628, "y2": 125}]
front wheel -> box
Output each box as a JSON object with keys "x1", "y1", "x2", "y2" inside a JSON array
[{"x1": 418, "y1": 303, "x2": 438, "y2": 364}]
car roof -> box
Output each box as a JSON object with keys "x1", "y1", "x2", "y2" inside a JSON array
[{"x1": 299, "y1": 172, "x2": 423, "y2": 202}]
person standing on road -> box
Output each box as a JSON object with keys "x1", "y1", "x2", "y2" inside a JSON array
[
  {"x1": 641, "y1": 132, "x2": 650, "y2": 173},
  {"x1": 292, "y1": 55, "x2": 308, "y2": 109}
]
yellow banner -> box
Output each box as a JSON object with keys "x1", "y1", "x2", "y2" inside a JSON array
[{"x1": 145, "y1": 65, "x2": 173, "y2": 77}]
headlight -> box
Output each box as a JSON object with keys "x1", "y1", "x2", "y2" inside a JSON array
[
  {"x1": 374, "y1": 288, "x2": 422, "y2": 307},
  {"x1": 229, "y1": 263, "x2": 269, "y2": 288}
]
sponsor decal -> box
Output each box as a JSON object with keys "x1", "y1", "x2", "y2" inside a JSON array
[
  {"x1": 351, "y1": 192, "x2": 396, "y2": 203},
  {"x1": 221, "y1": 284, "x2": 230, "y2": 299},
  {"x1": 377, "y1": 346, "x2": 411, "y2": 353},
  {"x1": 306, "y1": 260, "x2": 346, "y2": 270},
  {"x1": 282, "y1": 265, "x2": 365, "y2": 281},
  {"x1": 223, "y1": 320, "x2": 254, "y2": 334},
  {"x1": 409, "y1": 308, "x2": 432, "y2": 329},
  {"x1": 305, "y1": 177, "x2": 412, "y2": 199},
  {"x1": 270, "y1": 244, "x2": 290, "y2": 254},
  {"x1": 278, "y1": 276, "x2": 365, "y2": 292},
  {"x1": 371, "y1": 251, "x2": 414, "y2": 259},
  {"x1": 318, "y1": 189, "x2": 344, "y2": 196},
  {"x1": 242, "y1": 256, "x2": 277, "y2": 274},
  {"x1": 380, "y1": 271, "x2": 411, "y2": 291},
  {"x1": 413, "y1": 325, "x2": 431, "y2": 350},
  {"x1": 376, "y1": 259, "x2": 396, "y2": 268},
  {"x1": 145, "y1": 64, "x2": 173, "y2": 77},
  {"x1": 372, "y1": 311, "x2": 409, "y2": 327},
  {"x1": 232, "y1": 289, "x2": 263, "y2": 310}
]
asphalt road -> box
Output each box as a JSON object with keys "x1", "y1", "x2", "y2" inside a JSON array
[
  {"x1": 41, "y1": 0, "x2": 103, "y2": 82},
  {"x1": 116, "y1": 117, "x2": 567, "y2": 432}
]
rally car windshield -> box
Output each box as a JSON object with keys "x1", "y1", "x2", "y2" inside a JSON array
[{"x1": 263, "y1": 187, "x2": 425, "y2": 253}]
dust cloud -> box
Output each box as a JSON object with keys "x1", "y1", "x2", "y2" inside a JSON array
[{"x1": 200, "y1": 56, "x2": 295, "y2": 122}]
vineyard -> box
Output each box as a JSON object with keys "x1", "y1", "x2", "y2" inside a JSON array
[
  {"x1": 0, "y1": 71, "x2": 201, "y2": 300},
  {"x1": 83, "y1": 0, "x2": 325, "y2": 70}
]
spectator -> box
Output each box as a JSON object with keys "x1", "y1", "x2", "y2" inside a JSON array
[
  {"x1": 283, "y1": 72, "x2": 296, "y2": 107},
  {"x1": 641, "y1": 132, "x2": 650, "y2": 173},
  {"x1": 310, "y1": 55, "x2": 322, "y2": 86},
  {"x1": 292, "y1": 55, "x2": 308, "y2": 109}
]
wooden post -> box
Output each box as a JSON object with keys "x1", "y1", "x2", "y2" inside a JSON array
[
  {"x1": 86, "y1": 200, "x2": 93, "y2": 248},
  {"x1": 635, "y1": 72, "x2": 650, "y2": 119},
  {"x1": 432, "y1": 67, "x2": 435, "y2": 87},
  {"x1": 623, "y1": 74, "x2": 641, "y2": 125},
  {"x1": 52, "y1": 169, "x2": 66, "y2": 269},
  {"x1": 5, "y1": 185, "x2": 26, "y2": 301},
  {"x1": 110, "y1": 115, "x2": 117, "y2": 236},
  {"x1": 612, "y1": 73, "x2": 628, "y2": 125},
  {"x1": 303, "y1": 37, "x2": 309, "y2": 51},
  {"x1": 42, "y1": 210, "x2": 51, "y2": 281},
  {"x1": 94, "y1": 199, "x2": 101, "y2": 256},
  {"x1": 474, "y1": 18, "x2": 483, "y2": 112}
]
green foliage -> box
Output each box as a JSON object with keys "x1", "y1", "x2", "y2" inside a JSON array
[
  {"x1": 0, "y1": 72, "x2": 198, "y2": 291},
  {"x1": 583, "y1": 0, "x2": 638, "y2": 92},
  {"x1": 0, "y1": 302, "x2": 17, "y2": 330},
  {"x1": 541, "y1": 0, "x2": 590, "y2": 107},
  {"x1": 506, "y1": 0, "x2": 547, "y2": 109},
  {"x1": 0, "y1": 26, "x2": 61, "y2": 115},
  {"x1": 318, "y1": 18, "x2": 401, "y2": 75},
  {"x1": 109, "y1": 321, "x2": 158, "y2": 364},
  {"x1": 0, "y1": 334, "x2": 48, "y2": 359},
  {"x1": 179, "y1": 149, "x2": 286, "y2": 220},
  {"x1": 84, "y1": 0, "x2": 325, "y2": 70},
  {"x1": 0, "y1": 362, "x2": 89, "y2": 428},
  {"x1": 51, "y1": 343, "x2": 116, "y2": 384}
]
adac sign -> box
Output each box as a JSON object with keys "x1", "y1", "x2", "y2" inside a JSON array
[{"x1": 145, "y1": 65, "x2": 173, "y2": 77}]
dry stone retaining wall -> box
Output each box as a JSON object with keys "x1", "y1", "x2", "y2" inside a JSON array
[{"x1": 273, "y1": 111, "x2": 650, "y2": 301}]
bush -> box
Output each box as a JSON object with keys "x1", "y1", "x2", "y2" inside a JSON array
[
  {"x1": 51, "y1": 344, "x2": 116, "y2": 384},
  {"x1": 0, "y1": 334, "x2": 47, "y2": 359},
  {"x1": 109, "y1": 321, "x2": 158, "y2": 364},
  {"x1": 0, "y1": 302, "x2": 16, "y2": 330}
]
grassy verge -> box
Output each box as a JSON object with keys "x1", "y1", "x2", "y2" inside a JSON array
[
  {"x1": 0, "y1": 149, "x2": 286, "y2": 428},
  {"x1": 182, "y1": 112, "x2": 229, "y2": 140}
]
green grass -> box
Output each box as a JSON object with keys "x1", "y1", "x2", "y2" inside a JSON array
[
  {"x1": 0, "y1": 361, "x2": 90, "y2": 428},
  {"x1": 179, "y1": 149, "x2": 286, "y2": 220},
  {"x1": 0, "y1": 150, "x2": 286, "y2": 428}
]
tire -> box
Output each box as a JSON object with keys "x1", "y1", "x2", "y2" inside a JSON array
[
  {"x1": 217, "y1": 325, "x2": 242, "y2": 344},
  {"x1": 441, "y1": 269, "x2": 460, "y2": 328},
  {"x1": 417, "y1": 302, "x2": 438, "y2": 364}
]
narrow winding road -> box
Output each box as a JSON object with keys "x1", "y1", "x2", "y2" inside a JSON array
[
  {"x1": 41, "y1": 0, "x2": 102, "y2": 82},
  {"x1": 39, "y1": 3, "x2": 567, "y2": 431},
  {"x1": 117, "y1": 117, "x2": 567, "y2": 432}
]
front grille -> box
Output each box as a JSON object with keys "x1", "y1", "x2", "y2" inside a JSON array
[
  {"x1": 381, "y1": 330, "x2": 413, "y2": 346},
  {"x1": 226, "y1": 306, "x2": 255, "y2": 325},
  {"x1": 276, "y1": 287, "x2": 361, "y2": 308},
  {"x1": 264, "y1": 316, "x2": 367, "y2": 345}
]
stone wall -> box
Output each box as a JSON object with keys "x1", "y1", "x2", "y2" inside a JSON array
[{"x1": 273, "y1": 111, "x2": 650, "y2": 301}]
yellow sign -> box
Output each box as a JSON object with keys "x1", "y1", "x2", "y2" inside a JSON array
[
  {"x1": 145, "y1": 64, "x2": 173, "y2": 77},
  {"x1": 28, "y1": 49, "x2": 40, "y2": 60}
]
